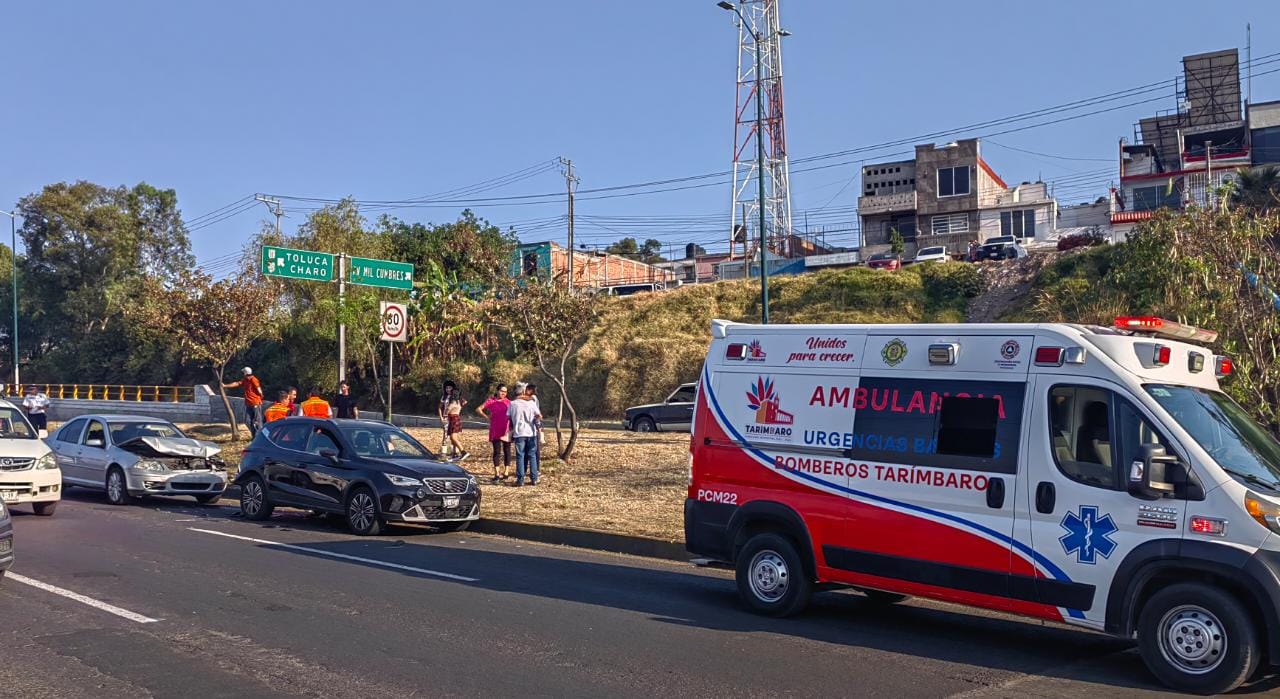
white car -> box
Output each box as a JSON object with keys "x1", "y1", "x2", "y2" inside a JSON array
[
  {"x1": 912, "y1": 246, "x2": 949, "y2": 264},
  {"x1": 0, "y1": 400, "x2": 60, "y2": 516}
]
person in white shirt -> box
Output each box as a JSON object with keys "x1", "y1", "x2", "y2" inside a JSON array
[
  {"x1": 22, "y1": 386, "x2": 50, "y2": 434},
  {"x1": 508, "y1": 384, "x2": 543, "y2": 487}
]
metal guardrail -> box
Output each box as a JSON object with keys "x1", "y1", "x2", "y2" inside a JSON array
[{"x1": 2, "y1": 384, "x2": 196, "y2": 403}]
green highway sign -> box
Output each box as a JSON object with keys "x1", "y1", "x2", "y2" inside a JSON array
[
  {"x1": 347, "y1": 256, "x2": 414, "y2": 291},
  {"x1": 261, "y1": 246, "x2": 335, "y2": 282}
]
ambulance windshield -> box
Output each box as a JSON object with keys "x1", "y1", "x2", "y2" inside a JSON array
[{"x1": 1145, "y1": 385, "x2": 1280, "y2": 490}]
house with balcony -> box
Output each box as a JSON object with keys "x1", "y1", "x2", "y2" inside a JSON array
[
  {"x1": 859, "y1": 139, "x2": 1050, "y2": 256},
  {"x1": 1111, "y1": 49, "x2": 1253, "y2": 238}
]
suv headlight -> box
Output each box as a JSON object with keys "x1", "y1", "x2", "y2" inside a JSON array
[
  {"x1": 132, "y1": 460, "x2": 168, "y2": 474},
  {"x1": 467, "y1": 475, "x2": 478, "y2": 489},
  {"x1": 34, "y1": 453, "x2": 57, "y2": 470},
  {"x1": 386, "y1": 474, "x2": 423, "y2": 487}
]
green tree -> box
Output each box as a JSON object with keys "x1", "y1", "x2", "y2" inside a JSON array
[
  {"x1": 605, "y1": 237, "x2": 666, "y2": 264},
  {"x1": 1230, "y1": 166, "x2": 1280, "y2": 213},
  {"x1": 889, "y1": 228, "x2": 905, "y2": 255},
  {"x1": 15, "y1": 181, "x2": 193, "y2": 382},
  {"x1": 383, "y1": 209, "x2": 516, "y2": 286}
]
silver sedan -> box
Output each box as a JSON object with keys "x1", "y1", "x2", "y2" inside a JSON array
[{"x1": 47, "y1": 415, "x2": 228, "y2": 506}]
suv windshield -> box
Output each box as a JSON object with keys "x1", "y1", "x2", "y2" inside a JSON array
[
  {"x1": 0, "y1": 408, "x2": 35, "y2": 439},
  {"x1": 341, "y1": 424, "x2": 434, "y2": 459},
  {"x1": 1144, "y1": 384, "x2": 1280, "y2": 489}
]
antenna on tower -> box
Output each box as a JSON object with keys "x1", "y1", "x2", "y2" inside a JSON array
[{"x1": 724, "y1": 0, "x2": 793, "y2": 262}]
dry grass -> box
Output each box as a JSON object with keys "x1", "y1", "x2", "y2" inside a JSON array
[
  {"x1": 404, "y1": 426, "x2": 689, "y2": 541},
  {"x1": 168, "y1": 422, "x2": 690, "y2": 541}
]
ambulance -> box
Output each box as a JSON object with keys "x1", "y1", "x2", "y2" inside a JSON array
[{"x1": 685, "y1": 317, "x2": 1280, "y2": 694}]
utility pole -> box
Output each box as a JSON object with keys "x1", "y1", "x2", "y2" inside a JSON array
[
  {"x1": 0, "y1": 210, "x2": 17, "y2": 393},
  {"x1": 338, "y1": 253, "x2": 346, "y2": 383},
  {"x1": 559, "y1": 158, "x2": 578, "y2": 290},
  {"x1": 255, "y1": 194, "x2": 284, "y2": 236}
]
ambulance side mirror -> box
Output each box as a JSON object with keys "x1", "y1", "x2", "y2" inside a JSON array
[{"x1": 1128, "y1": 444, "x2": 1179, "y2": 500}]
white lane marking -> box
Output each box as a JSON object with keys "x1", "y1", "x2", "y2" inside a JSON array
[
  {"x1": 7, "y1": 572, "x2": 161, "y2": 624},
  {"x1": 187, "y1": 528, "x2": 479, "y2": 582}
]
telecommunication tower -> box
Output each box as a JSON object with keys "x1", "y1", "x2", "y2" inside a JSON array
[{"x1": 727, "y1": 0, "x2": 793, "y2": 259}]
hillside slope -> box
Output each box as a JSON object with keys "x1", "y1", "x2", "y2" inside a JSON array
[{"x1": 570, "y1": 263, "x2": 981, "y2": 417}]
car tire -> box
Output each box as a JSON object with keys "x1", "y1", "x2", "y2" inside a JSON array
[
  {"x1": 735, "y1": 532, "x2": 812, "y2": 617},
  {"x1": 1137, "y1": 582, "x2": 1259, "y2": 695},
  {"x1": 195, "y1": 494, "x2": 222, "y2": 505},
  {"x1": 434, "y1": 521, "x2": 471, "y2": 533},
  {"x1": 862, "y1": 590, "x2": 909, "y2": 605},
  {"x1": 633, "y1": 416, "x2": 656, "y2": 433},
  {"x1": 32, "y1": 502, "x2": 56, "y2": 517},
  {"x1": 345, "y1": 486, "x2": 384, "y2": 536},
  {"x1": 105, "y1": 467, "x2": 136, "y2": 506},
  {"x1": 239, "y1": 475, "x2": 274, "y2": 521}
]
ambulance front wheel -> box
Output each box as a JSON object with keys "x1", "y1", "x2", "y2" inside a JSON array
[
  {"x1": 1137, "y1": 582, "x2": 1260, "y2": 695},
  {"x1": 736, "y1": 532, "x2": 812, "y2": 617}
]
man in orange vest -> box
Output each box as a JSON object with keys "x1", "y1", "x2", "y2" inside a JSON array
[
  {"x1": 300, "y1": 386, "x2": 332, "y2": 418},
  {"x1": 264, "y1": 391, "x2": 292, "y2": 423}
]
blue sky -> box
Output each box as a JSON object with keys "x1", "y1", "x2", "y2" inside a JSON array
[{"x1": 3, "y1": 0, "x2": 1279, "y2": 268}]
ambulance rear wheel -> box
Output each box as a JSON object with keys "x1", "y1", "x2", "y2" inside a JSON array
[
  {"x1": 736, "y1": 533, "x2": 811, "y2": 617},
  {"x1": 1137, "y1": 582, "x2": 1259, "y2": 695}
]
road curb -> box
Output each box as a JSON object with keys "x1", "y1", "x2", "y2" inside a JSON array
[
  {"x1": 217, "y1": 485, "x2": 687, "y2": 562},
  {"x1": 469, "y1": 519, "x2": 688, "y2": 562}
]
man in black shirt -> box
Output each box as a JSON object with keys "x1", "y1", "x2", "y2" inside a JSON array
[{"x1": 334, "y1": 381, "x2": 358, "y2": 419}]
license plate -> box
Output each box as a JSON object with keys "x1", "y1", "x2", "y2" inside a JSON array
[
  {"x1": 0, "y1": 491, "x2": 17, "y2": 502},
  {"x1": 442, "y1": 496, "x2": 460, "y2": 509}
]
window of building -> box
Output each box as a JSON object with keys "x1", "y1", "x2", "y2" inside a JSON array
[
  {"x1": 1000, "y1": 209, "x2": 1036, "y2": 238},
  {"x1": 1131, "y1": 185, "x2": 1180, "y2": 212},
  {"x1": 931, "y1": 213, "x2": 969, "y2": 235},
  {"x1": 938, "y1": 165, "x2": 971, "y2": 197}
]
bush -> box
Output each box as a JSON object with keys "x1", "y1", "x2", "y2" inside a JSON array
[{"x1": 1057, "y1": 229, "x2": 1107, "y2": 252}]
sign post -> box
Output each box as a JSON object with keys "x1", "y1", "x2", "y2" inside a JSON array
[
  {"x1": 260, "y1": 244, "x2": 413, "y2": 392},
  {"x1": 380, "y1": 301, "x2": 408, "y2": 422}
]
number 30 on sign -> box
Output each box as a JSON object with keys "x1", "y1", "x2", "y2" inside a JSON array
[{"x1": 380, "y1": 302, "x2": 408, "y2": 343}]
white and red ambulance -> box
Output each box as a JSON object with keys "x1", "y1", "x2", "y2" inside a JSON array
[{"x1": 685, "y1": 317, "x2": 1280, "y2": 694}]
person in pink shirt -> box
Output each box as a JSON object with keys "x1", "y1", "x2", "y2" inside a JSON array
[{"x1": 476, "y1": 385, "x2": 512, "y2": 483}]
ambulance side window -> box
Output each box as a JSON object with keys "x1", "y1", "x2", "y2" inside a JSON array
[
  {"x1": 1115, "y1": 399, "x2": 1176, "y2": 473},
  {"x1": 936, "y1": 396, "x2": 999, "y2": 458},
  {"x1": 1048, "y1": 386, "x2": 1120, "y2": 490}
]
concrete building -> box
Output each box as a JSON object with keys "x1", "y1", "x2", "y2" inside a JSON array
[
  {"x1": 1111, "y1": 49, "x2": 1258, "y2": 237},
  {"x1": 858, "y1": 138, "x2": 1070, "y2": 256},
  {"x1": 509, "y1": 242, "x2": 675, "y2": 289}
]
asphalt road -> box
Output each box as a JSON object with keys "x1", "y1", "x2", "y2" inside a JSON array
[{"x1": 2, "y1": 492, "x2": 1278, "y2": 699}]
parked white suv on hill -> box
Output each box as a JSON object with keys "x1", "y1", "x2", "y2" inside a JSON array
[{"x1": 0, "y1": 400, "x2": 60, "y2": 516}]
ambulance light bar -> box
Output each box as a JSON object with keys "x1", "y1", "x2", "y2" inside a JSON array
[{"x1": 1114, "y1": 316, "x2": 1219, "y2": 343}]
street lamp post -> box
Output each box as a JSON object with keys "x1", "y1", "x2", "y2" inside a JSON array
[
  {"x1": 0, "y1": 211, "x2": 16, "y2": 394},
  {"x1": 718, "y1": 1, "x2": 782, "y2": 324}
]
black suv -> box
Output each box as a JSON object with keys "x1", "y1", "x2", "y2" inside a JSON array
[
  {"x1": 623, "y1": 383, "x2": 697, "y2": 432},
  {"x1": 236, "y1": 418, "x2": 479, "y2": 536}
]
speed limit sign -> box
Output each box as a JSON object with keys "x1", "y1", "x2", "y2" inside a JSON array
[{"x1": 379, "y1": 301, "x2": 408, "y2": 342}]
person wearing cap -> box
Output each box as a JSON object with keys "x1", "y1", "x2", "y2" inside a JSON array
[
  {"x1": 222, "y1": 367, "x2": 264, "y2": 437},
  {"x1": 300, "y1": 386, "x2": 332, "y2": 418}
]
